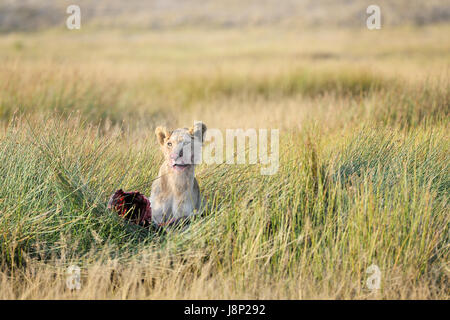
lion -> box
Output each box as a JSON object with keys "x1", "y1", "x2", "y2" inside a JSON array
[{"x1": 150, "y1": 122, "x2": 207, "y2": 226}]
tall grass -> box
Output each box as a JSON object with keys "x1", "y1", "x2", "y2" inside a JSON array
[
  {"x1": 0, "y1": 115, "x2": 447, "y2": 298},
  {"x1": 0, "y1": 25, "x2": 448, "y2": 299}
]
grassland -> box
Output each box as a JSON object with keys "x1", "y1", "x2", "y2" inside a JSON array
[{"x1": 0, "y1": 23, "x2": 449, "y2": 299}]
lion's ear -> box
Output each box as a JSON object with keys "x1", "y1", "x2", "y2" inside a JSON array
[
  {"x1": 155, "y1": 126, "x2": 170, "y2": 146},
  {"x1": 189, "y1": 122, "x2": 207, "y2": 142}
]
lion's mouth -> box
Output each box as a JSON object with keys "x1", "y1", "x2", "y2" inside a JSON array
[{"x1": 172, "y1": 163, "x2": 190, "y2": 171}]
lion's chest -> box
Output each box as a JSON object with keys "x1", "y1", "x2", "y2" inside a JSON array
[{"x1": 150, "y1": 189, "x2": 197, "y2": 225}]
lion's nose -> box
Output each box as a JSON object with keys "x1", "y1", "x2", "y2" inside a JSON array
[{"x1": 170, "y1": 148, "x2": 183, "y2": 160}]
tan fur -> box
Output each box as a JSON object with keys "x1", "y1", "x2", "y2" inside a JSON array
[{"x1": 150, "y1": 122, "x2": 207, "y2": 225}]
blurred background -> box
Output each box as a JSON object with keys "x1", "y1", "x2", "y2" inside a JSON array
[
  {"x1": 0, "y1": 0, "x2": 449, "y2": 131},
  {"x1": 1, "y1": 0, "x2": 450, "y2": 32}
]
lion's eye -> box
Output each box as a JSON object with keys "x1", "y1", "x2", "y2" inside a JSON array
[{"x1": 167, "y1": 142, "x2": 172, "y2": 147}]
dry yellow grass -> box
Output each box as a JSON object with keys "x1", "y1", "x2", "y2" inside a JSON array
[{"x1": 0, "y1": 23, "x2": 448, "y2": 299}]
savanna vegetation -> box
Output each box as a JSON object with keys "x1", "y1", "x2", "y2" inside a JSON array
[{"x1": 0, "y1": 4, "x2": 448, "y2": 299}]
